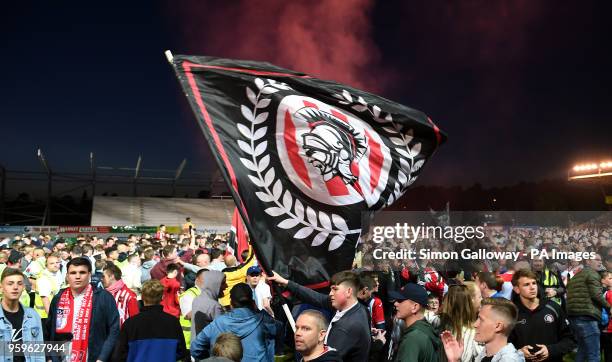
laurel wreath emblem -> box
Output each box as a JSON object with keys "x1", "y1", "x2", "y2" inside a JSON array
[
  {"x1": 332, "y1": 90, "x2": 426, "y2": 206},
  {"x1": 237, "y1": 78, "x2": 361, "y2": 251}
]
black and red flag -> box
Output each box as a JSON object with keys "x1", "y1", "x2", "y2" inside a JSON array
[
  {"x1": 230, "y1": 207, "x2": 249, "y2": 262},
  {"x1": 170, "y1": 55, "x2": 446, "y2": 287}
]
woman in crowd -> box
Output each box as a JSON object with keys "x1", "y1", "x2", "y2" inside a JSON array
[
  {"x1": 438, "y1": 284, "x2": 483, "y2": 362},
  {"x1": 463, "y1": 281, "x2": 482, "y2": 313}
]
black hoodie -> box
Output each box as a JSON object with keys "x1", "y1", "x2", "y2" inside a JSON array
[{"x1": 509, "y1": 297, "x2": 575, "y2": 362}]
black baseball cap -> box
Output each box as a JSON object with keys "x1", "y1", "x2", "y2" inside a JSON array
[{"x1": 388, "y1": 283, "x2": 429, "y2": 308}]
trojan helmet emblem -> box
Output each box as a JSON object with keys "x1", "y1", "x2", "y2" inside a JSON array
[{"x1": 299, "y1": 108, "x2": 367, "y2": 185}]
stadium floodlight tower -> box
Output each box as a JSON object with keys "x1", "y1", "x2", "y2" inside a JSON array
[
  {"x1": 569, "y1": 161, "x2": 612, "y2": 180},
  {"x1": 568, "y1": 160, "x2": 612, "y2": 209},
  {"x1": 37, "y1": 148, "x2": 52, "y2": 225}
]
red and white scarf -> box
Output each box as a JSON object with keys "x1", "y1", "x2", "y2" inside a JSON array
[
  {"x1": 56, "y1": 284, "x2": 93, "y2": 362},
  {"x1": 106, "y1": 279, "x2": 131, "y2": 326},
  {"x1": 106, "y1": 279, "x2": 125, "y2": 295}
]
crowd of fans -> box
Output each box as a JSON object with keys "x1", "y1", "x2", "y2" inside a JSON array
[{"x1": 0, "y1": 220, "x2": 610, "y2": 361}]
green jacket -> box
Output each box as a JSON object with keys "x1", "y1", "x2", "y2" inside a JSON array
[
  {"x1": 566, "y1": 266, "x2": 610, "y2": 320},
  {"x1": 396, "y1": 319, "x2": 441, "y2": 362}
]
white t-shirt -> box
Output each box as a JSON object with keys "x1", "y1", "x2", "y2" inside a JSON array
[
  {"x1": 254, "y1": 282, "x2": 272, "y2": 311},
  {"x1": 37, "y1": 271, "x2": 62, "y2": 298},
  {"x1": 71, "y1": 289, "x2": 87, "y2": 361},
  {"x1": 121, "y1": 264, "x2": 142, "y2": 295},
  {"x1": 25, "y1": 259, "x2": 45, "y2": 278},
  {"x1": 72, "y1": 290, "x2": 85, "y2": 327}
]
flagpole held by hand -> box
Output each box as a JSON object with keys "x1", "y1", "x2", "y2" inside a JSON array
[
  {"x1": 268, "y1": 271, "x2": 296, "y2": 332},
  {"x1": 268, "y1": 271, "x2": 289, "y2": 286}
]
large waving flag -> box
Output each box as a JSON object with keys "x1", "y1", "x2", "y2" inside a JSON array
[{"x1": 169, "y1": 54, "x2": 446, "y2": 287}]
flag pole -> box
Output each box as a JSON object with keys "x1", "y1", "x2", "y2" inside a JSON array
[
  {"x1": 164, "y1": 50, "x2": 174, "y2": 64},
  {"x1": 164, "y1": 50, "x2": 297, "y2": 332}
]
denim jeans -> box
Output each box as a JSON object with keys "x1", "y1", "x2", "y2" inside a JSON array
[{"x1": 570, "y1": 316, "x2": 601, "y2": 362}]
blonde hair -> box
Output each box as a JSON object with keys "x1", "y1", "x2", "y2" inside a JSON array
[
  {"x1": 440, "y1": 284, "x2": 476, "y2": 338},
  {"x1": 212, "y1": 333, "x2": 243, "y2": 362},
  {"x1": 141, "y1": 280, "x2": 164, "y2": 305}
]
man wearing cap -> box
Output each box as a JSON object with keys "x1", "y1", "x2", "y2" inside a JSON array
[
  {"x1": 246, "y1": 265, "x2": 274, "y2": 317},
  {"x1": 390, "y1": 283, "x2": 442, "y2": 362}
]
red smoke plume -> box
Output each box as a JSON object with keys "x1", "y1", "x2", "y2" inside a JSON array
[{"x1": 167, "y1": 0, "x2": 387, "y2": 93}]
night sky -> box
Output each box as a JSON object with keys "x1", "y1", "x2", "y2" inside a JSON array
[{"x1": 2, "y1": 1, "x2": 611, "y2": 189}]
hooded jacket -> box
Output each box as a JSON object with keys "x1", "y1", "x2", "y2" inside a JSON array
[
  {"x1": 191, "y1": 270, "x2": 225, "y2": 338},
  {"x1": 140, "y1": 260, "x2": 157, "y2": 284},
  {"x1": 190, "y1": 307, "x2": 282, "y2": 362},
  {"x1": 395, "y1": 319, "x2": 441, "y2": 362}
]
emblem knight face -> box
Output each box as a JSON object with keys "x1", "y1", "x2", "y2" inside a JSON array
[{"x1": 298, "y1": 108, "x2": 367, "y2": 185}]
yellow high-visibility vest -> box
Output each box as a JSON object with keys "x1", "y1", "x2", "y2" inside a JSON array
[
  {"x1": 33, "y1": 270, "x2": 61, "y2": 319},
  {"x1": 543, "y1": 268, "x2": 562, "y2": 305},
  {"x1": 179, "y1": 287, "x2": 201, "y2": 348}
]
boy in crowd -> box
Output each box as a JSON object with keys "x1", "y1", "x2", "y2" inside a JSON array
[
  {"x1": 113, "y1": 280, "x2": 188, "y2": 361},
  {"x1": 0, "y1": 268, "x2": 45, "y2": 362},
  {"x1": 357, "y1": 274, "x2": 385, "y2": 330},
  {"x1": 245, "y1": 265, "x2": 274, "y2": 317},
  {"x1": 209, "y1": 333, "x2": 243, "y2": 362},
  {"x1": 161, "y1": 263, "x2": 181, "y2": 317},
  {"x1": 509, "y1": 269, "x2": 574, "y2": 362}
]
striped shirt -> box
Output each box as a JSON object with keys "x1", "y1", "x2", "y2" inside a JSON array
[{"x1": 109, "y1": 285, "x2": 140, "y2": 326}]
